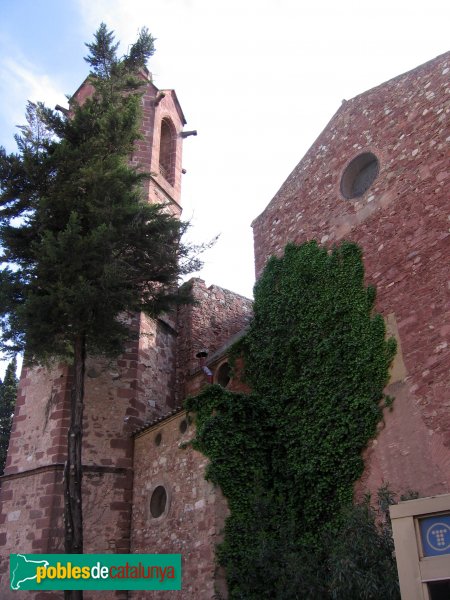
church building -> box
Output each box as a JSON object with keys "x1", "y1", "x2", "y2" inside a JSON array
[{"x1": 0, "y1": 51, "x2": 449, "y2": 599}]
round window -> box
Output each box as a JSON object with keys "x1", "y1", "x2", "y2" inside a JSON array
[
  {"x1": 150, "y1": 485, "x2": 167, "y2": 518},
  {"x1": 179, "y1": 419, "x2": 188, "y2": 434},
  {"x1": 340, "y1": 152, "x2": 379, "y2": 199}
]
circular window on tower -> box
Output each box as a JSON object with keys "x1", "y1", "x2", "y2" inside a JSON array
[
  {"x1": 340, "y1": 152, "x2": 380, "y2": 199},
  {"x1": 149, "y1": 485, "x2": 169, "y2": 519}
]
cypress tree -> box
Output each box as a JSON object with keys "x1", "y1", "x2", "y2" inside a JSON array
[
  {"x1": 0, "y1": 357, "x2": 18, "y2": 475},
  {"x1": 0, "y1": 24, "x2": 201, "y2": 597}
]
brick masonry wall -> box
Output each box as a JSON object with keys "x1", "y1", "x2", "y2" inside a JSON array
[
  {"x1": 130, "y1": 411, "x2": 228, "y2": 600},
  {"x1": 134, "y1": 314, "x2": 178, "y2": 417},
  {"x1": 145, "y1": 90, "x2": 185, "y2": 216},
  {"x1": 0, "y1": 467, "x2": 132, "y2": 600},
  {"x1": 0, "y1": 363, "x2": 71, "y2": 594},
  {"x1": 0, "y1": 312, "x2": 179, "y2": 597},
  {"x1": 176, "y1": 279, "x2": 253, "y2": 402},
  {"x1": 0, "y1": 469, "x2": 65, "y2": 599},
  {"x1": 3, "y1": 364, "x2": 71, "y2": 475},
  {"x1": 74, "y1": 75, "x2": 186, "y2": 216},
  {"x1": 131, "y1": 79, "x2": 157, "y2": 208},
  {"x1": 131, "y1": 82, "x2": 186, "y2": 216},
  {"x1": 252, "y1": 51, "x2": 450, "y2": 499}
]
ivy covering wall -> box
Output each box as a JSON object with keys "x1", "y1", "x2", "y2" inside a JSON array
[{"x1": 186, "y1": 241, "x2": 398, "y2": 599}]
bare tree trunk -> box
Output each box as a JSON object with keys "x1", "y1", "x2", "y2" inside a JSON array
[{"x1": 64, "y1": 334, "x2": 86, "y2": 600}]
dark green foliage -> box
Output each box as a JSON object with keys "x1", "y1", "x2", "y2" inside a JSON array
[
  {"x1": 0, "y1": 23, "x2": 199, "y2": 363},
  {"x1": 85, "y1": 23, "x2": 155, "y2": 79},
  {"x1": 0, "y1": 357, "x2": 18, "y2": 474},
  {"x1": 0, "y1": 23, "x2": 203, "y2": 569},
  {"x1": 84, "y1": 23, "x2": 121, "y2": 78},
  {"x1": 327, "y1": 487, "x2": 400, "y2": 600},
  {"x1": 186, "y1": 241, "x2": 398, "y2": 599}
]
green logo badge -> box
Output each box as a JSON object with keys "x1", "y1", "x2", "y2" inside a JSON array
[{"x1": 10, "y1": 554, "x2": 181, "y2": 590}]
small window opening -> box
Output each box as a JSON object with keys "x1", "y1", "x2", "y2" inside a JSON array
[
  {"x1": 179, "y1": 419, "x2": 188, "y2": 434},
  {"x1": 150, "y1": 485, "x2": 167, "y2": 518},
  {"x1": 159, "y1": 118, "x2": 176, "y2": 185},
  {"x1": 216, "y1": 362, "x2": 231, "y2": 388},
  {"x1": 154, "y1": 432, "x2": 162, "y2": 446}
]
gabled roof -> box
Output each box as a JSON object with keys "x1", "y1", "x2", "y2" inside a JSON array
[
  {"x1": 133, "y1": 406, "x2": 185, "y2": 437},
  {"x1": 160, "y1": 89, "x2": 187, "y2": 125},
  {"x1": 69, "y1": 77, "x2": 187, "y2": 126},
  {"x1": 252, "y1": 50, "x2": 450, "y2": 229}
]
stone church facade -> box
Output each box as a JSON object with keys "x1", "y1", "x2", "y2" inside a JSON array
[{"x1": 0, "y1": 52, "x2": 449, "y2": 598}]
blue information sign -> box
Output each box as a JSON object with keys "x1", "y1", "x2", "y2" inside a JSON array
[{"x1": 419, "y1": 514, "x2": 450, "y2": 557}]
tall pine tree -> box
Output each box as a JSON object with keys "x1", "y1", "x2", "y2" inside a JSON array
[
  {"x1": 0, "y1": 357, "x2": 18, "y2": 475},
  {"x1": 0, "y1": 24, "x2": 201, "y2": 596}
]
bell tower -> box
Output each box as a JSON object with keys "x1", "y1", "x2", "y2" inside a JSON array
[
  {"x1": 72, "y1": 68, "x2": 189, "y2": 214},
  {"x1": 0, "y1": 74, "x2": 192, "y2": 599},
  {"x1": 135, "y1": 76, "x2": 188, "y2": 215}
]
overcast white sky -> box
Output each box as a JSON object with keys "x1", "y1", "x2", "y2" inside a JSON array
[{"x1": 0, "y1": 0, "x2": 449, "y2": 373}]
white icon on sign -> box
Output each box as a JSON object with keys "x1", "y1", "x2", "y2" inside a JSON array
[{"x1": 426, "y1": 522, "x2": 450, "y2": 552}]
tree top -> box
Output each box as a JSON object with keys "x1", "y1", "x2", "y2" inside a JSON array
[{"x1": 84, "y1": 23, "x2": 156, "y2": 80}]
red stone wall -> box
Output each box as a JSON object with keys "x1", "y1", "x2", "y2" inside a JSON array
[
  {"x1": 73, "y1": 74, "x2": 186, "y2": 216},
  {"x1": 176, "y1": 279, "x2": 253, "y2": 401},
  {"x1": 147, "y1": 89, "x2": 185, "y2": 213},
  {"x1": 252, "y1": 51, "x2": 450, "y2": 499},
  {"x1": 130, "y1": 411, "x2": 228, "y2": 600},
  {"x1": 131, "y1": 82, "x2": 186, "y2": 216},
  {"x1": 3, "y1": 364, "x2": 71, "y2": 475},
  {"x1": 0, "y1": 470, "x2": 64, "y2": 599},
  {"x1": 0, "y1": 311, "x2": 179, "y2": 597},
  {"x1": 0, "y1": 364, "x2": 71, "y2": 593}
]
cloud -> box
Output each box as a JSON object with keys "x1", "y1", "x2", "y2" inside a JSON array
[
  {"x1": 71, "y1": 0, "x2": 450, "y2": 300},
  {"x1": 0, "y1": 56, "x2": 66, "y2": 150}
]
